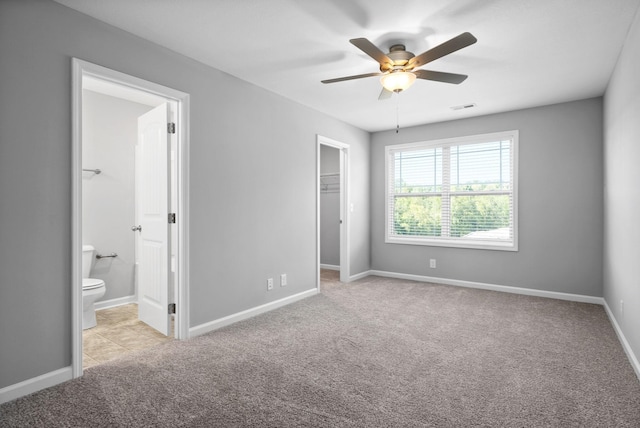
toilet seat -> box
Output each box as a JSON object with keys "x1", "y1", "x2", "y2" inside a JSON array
[{"x1": 83, "y1": 278, "x2": 105, "y2": 290}]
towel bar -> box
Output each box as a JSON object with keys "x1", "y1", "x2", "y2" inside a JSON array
[{"x1": 96, "y1": 252, "x2": 117, "y2": 259}]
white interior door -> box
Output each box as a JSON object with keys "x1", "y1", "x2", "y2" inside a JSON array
[{"x1": 137, "y1": 103, "x2": 170, "y2": 335}]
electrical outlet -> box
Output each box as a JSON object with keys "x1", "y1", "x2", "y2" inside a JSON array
[
  {"x1": 429, "y1": 259, "x2": 436, "y2": 269},
  {"x1": 267, "y1": 278, "x2": 274, "y2": 290},
  {"x1": 280, "y1": 273, "x2": 287, "y2": 287},
  {"x1": 620, "y1": 300, "x2": 624, "y2": 317}
]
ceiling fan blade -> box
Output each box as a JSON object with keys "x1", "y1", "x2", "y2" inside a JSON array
[
  {"x1": 350, "y1": 38, "x2": 393, "y2": 67},
  {"x1": 321, "y1": 72, "x2": 383, "y2": 84},
  {"x1": 408, "y1": 32, "x2": 477, "y2": 69},
  {"x1": 414, "y1": 69, "x2": 468, "y2": 84},
  {"x1": 378, "y1": 88, "x2": 393, "y2": 100}
]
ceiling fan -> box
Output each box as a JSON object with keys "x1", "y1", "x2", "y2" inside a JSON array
[{"x1": 322, "y1": 32, "x2": 477, "y2": 100}]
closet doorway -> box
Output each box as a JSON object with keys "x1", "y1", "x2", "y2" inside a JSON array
[{"x1": 317, "y1": 135, "x2": 350, "y2": 287}]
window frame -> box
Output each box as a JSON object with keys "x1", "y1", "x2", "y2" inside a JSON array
[{"x1": 385, "y1": 130, "x2": 519, "y2": 251}]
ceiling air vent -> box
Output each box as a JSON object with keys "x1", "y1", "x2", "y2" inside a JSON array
[{"x1": 451, "y1": 103, "x2": 477, "y2": 111}]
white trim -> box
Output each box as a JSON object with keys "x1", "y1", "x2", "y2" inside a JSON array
[
  {"x1": 71, "y1": 58, "x2": 190, "y2": 381},
  {"x1": 0, "y1": 367, "x2": 72, "y2": 405},
  {"x1": 385, "y1": 236, "x2": 518, "y2": 251},
  {"x1": 71, "y1": 59, "x2": 83, "y2": 380},
  {"x1": 320, "y1": 264, "x2": 340, "y2": 271},
  {"x1": 345, "y1": 270, "x2": 639, "y2": 378},
  {"x1": 603, "y1": 300, "x2": 640, "y2": 380},
  {"x1": 385, "y1": 130, "x2": 519, "y2": 252},
  {"x1": 5, "y1": 279, "x2": 636, "y2": 408},
  {"x1": 94, "y1": 295, "x2": 136, "y2": 311},
  {"x1": 369, "y1": 270, "x2": 604, "y2": 305},
  {"x1": 189, "y1": 289, "x2": 319, "y2": 337},
  {"x1": 348, "y1": 270, "x2": 371, "y2": 282},
  {"x1": 387, "y1": 130, "x2": 520, "y2": 152},
  {"x1": 175, "y1": 93, "x2": 190, "y2": 341},
  {"x1": 317, "y1": 135, "x2": 350, "y2": 290}
]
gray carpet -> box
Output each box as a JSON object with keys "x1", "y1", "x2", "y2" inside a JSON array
[{"x1": 2, "y1": 273, "x2": 640, "y2": 427}]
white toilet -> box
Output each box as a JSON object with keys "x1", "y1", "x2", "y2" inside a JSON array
[{"x1": 82, "y1": 245, "x2": 106, "y2": 329}]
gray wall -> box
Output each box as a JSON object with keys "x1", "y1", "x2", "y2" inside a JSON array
[
  {"x1": 371, "y1": 98, "x2": 604, "y2": 296},
  {"x1": 320, "y1": 145, "x2": 340, "y2": 266},
  {"x1": 83, "y1": 90, "x2": 152, "y2": 302},
  {"x1": 0, "y1": 0, "x2": 370, "y2": 389},
  {"x1": 603, "y1": 8, "x2": 640, "y2": 366}
]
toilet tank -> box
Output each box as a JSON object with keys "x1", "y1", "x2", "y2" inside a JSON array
[{"x1": 82, "y1": 245, "x2": 95, "y2": 278}]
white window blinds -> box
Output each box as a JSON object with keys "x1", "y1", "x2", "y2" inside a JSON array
[{"x1": 385, "y1": 130, "x2": 518, "y2": 251}]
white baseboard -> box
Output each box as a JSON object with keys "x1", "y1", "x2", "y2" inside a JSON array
[
  {"x1": 0, "y1": 366, "x2": 72, "y2": 405},
  {"x1": 603, "y1": 300, "x2": 640, "y2": 381},
  {"x1": 4, "y1": 274, "x2": 630, "y2": 407},
  {"x1": 349, "y1": 270, "x2": 372, "y2": 282},
  {"x1": 368, "y1": 270, "x2": 605, "y2": 305},
  {"x1": 319, "y1": 265, "x2": 369, "y2": 283},
  {"x1": 366, "y1": 271, "x2": 640, "y2": 376},
  {"x1": 189, "y1": 288, "x2": 319, "y2": 338},
  {"x1": 94, "y1": 295, "x2": 136, "y2": 311}
]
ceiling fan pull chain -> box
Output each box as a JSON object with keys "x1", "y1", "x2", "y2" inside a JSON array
[{"x1": 396, "y1": 95, "x2": 400, "y2": 133}]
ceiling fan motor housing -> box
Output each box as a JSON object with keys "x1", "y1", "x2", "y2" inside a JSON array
[{"x1": 380, "y1": 44, "x2": 415, "y2": 72}]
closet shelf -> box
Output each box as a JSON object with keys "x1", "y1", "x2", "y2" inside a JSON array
[{"x1": 320, "y1": 173, "x2": 340, "y2": 193}]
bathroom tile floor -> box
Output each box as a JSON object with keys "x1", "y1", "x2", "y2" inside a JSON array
[{"x1": 83, "y1": 303, "x2": 174, "y2": 369}]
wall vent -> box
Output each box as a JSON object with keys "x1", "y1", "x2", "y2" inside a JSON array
[{"x1": 450, "y1": 103, "x2": 477, "y2": 111}]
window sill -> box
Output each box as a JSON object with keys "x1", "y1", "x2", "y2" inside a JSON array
[{"x1": 385, "y1": 236, "x2": 518, "y2": 252}]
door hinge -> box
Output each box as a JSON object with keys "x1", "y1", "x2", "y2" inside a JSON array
[
  {"x1": 168, "y1": 213, "x2": 176, "y2": 224},
  {"x1": 168, "y1": 303, "x2": 176, "y2": 314},
  {"x1": 167, "y1": 122, "x2": 176, "y2": 134}
]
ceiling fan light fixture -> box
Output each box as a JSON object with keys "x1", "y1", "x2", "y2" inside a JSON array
[{"x1": 380, "y1": 71, "x2": 416, "y2": 93}]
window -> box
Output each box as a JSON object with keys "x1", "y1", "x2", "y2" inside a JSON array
[{"x1": 386, "y1": 130, "x2": 518, "y2": 251}]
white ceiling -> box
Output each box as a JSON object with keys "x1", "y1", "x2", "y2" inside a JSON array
[{"x1": 55, "y1": 0, "x2": 640, "y2": 132}]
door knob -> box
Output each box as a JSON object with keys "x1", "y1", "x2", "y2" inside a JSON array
[{"x1": 131, "y1": 225, "x2": 142, "y2": 232}]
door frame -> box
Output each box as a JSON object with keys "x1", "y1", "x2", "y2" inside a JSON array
[
  {"x1": 317, "y1": 135, "x2": 350, "y2": 287},
  {"x1": 71, "y1": 58, "x2": 190, "y2": 378}
]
